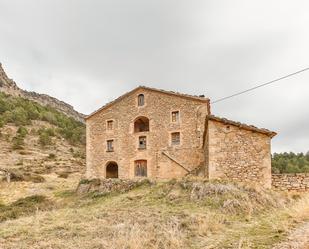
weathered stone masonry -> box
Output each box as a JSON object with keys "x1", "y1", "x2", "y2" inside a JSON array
[
  {"x1": 206, "y1": 116, "x2": 276, "y2": 189},
  {"x1": 86, "y1": 86, "x2": 210, "y2": 179},
  {"x1": 86, "y1": 86, "x2": 276, "y2": 188},
  {"x1": 272, "y1": 174, "x2": 309, "y2": 191}
]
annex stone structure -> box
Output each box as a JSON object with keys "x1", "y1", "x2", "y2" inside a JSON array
[{"x1": 86, "y1": 86, "x2": 276, "y2": 188}]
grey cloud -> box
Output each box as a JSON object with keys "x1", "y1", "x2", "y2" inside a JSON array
[{"x1": 0, "y1": 0, "x2": 308, "y2": 152}]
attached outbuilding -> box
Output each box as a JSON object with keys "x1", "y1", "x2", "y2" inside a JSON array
[{"x1": 85, "y1": 86, "x2": 276, "y2": 188}]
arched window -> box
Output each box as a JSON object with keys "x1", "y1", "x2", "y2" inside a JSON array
[
  {"x1": 134, "y1": 116, "x2": 149, "y2": 132},
  {"x1": 135, "y1": 160, "x2": 147, "y2": 177},
  {"x1": 106, "y1": 162, "x2": 118, "y2": 178},
  {"x1": 138, "y1": 94, "x2": 144, "y2": 106}
]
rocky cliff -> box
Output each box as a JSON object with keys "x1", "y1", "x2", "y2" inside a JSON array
[{"x1": 0, "y1": 63, "x2": 85, "y2": 123}]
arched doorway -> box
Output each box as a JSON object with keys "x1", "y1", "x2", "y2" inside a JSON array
[
  {"x1": 134, "y1": 116, "x2": 149, "y2": 132},
  {"x1": 106, "y1": 162, "x2": 118, "y2": 178}
]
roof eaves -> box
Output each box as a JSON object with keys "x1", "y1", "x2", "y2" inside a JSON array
[{"x1": 207, "y1": 115, "x2": 277, "y2": 138}]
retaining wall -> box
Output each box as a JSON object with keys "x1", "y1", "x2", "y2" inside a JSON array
[{"x1": 272, "y1": 174, "x2": 309, "y2": 191}]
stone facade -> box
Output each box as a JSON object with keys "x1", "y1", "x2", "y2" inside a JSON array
[
  {"x1": 206, "y1": 116, "x2": 274, "y2": 189},
  {"x1": 86, "y1": 86, "x2": 276, "y2": 188},
  {"x1": 86, "y1": 86, "x2": 210, "y2": 179},
  {"x1": 272, "y1": 174, "x2": 309, "y2": 191}
]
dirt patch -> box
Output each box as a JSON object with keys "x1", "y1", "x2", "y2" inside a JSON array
[{"x1": 272, "y1": 222, "x2": 309, "y2": 249}]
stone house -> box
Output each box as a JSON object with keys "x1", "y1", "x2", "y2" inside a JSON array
[{"x1": 86, "y1": 86, "x2": 276, "y2": 188}]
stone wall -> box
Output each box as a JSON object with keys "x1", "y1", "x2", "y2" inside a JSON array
[
  {"x1": 272, "y1": 174, "x2": 309, "y2": 191},
  {"x1": 86, "y1": 87, "x2": 209, "y2": 179},
  {"x1": 207, "y1": 119, "x2": 273, "y2": 188}
]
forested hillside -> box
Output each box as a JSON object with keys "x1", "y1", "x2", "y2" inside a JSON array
[
  {"x1": 0, "y1": 92, "x2": 85, "y2": 146},
  {"x1": 0, "y1": 92, "x2": 86, "y2": 182},
  {"x1": 272, "y1": 152, "x2": 309, "y2": 173}
]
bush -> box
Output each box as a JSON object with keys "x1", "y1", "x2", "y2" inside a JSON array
[
  {"x1": 0, "y1": 195, "x2": 53, "y2": 222},
  {"x1": 17, "y1": 126, "x2": 28, "y2": 137},
  {"x1": 272, "y1": 152, "x2": 309, "y2": 173},
  {"x1": 39, "y1": 132, "x2": 53, "y2": 147},
  {"x1": 48, "y1": 153, "x2": 56, "y2": 159},
  {"x1": 0, "y1": 92, "x2": 85, "y2": 145},
  {"x1": 12, "y1": 136, "x2": 25, "y2": 150}
]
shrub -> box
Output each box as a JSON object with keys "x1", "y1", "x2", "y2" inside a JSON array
[
  {"x1": 0, "y1": 195, "x2": 53, "y2": 222},
  {"x1": 17, "y1": 126, "x2": 28, "y2": 138},
  {"x1": 39, "y1": 132, "x2": 53, "y2": 147},
  {"x1": 12, "y1": 135, "x2": 25, "y2": 150},
  {"x1": 0, "y1": 92, "x2": 85, "y2": 145},
  {"x1": 48, "y1": 153, "x2": 56, "y2": 159}
]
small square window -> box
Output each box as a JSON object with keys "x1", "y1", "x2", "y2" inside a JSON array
[
  {"x1": 107, "y1": 140, "x2": 114, "y2": 152},
  {"x1": 171, "y1": 132, "x2": 180, "y2": 145},
  {"x1": 107, "y1": 120, "x2": 114, "y2": 130},
  {"x1": 171, "y1": 111, "x2": 179, "y2": 123},
  {"x1": 139, "y1": 136, "x2": 147, "y2": 149}
]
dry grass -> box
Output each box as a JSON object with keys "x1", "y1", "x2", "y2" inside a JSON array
[{"x1": 0, "y1": 178, "x2": 308, "y2": 249}]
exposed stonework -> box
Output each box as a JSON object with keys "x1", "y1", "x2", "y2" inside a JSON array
[
  {"x1": 272, "y1": 174, "x2": 309, "y2": 191},
  {"x1": 86, "y1": 87, "x2": 210, "y2": 179},
  {"x1": 86, "y1": 86, "x2": 276, "y2": 188},
  {"x1": 76, "y1": 178, "x2": 152, "y2": 195},
  {"x1": 0, "y1": 63, "x2": 85, "y2": 123},
  {"x1": 207, "y1": 117, "x2": 273, "y2": 188}
]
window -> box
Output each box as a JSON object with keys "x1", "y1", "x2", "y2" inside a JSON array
[
  {"x1": 138, "y1": 94, "x2": 144, "y2": 106},
  {"x1": 135, "y1": 160, "x2": 147, "y2": 177},
  {"x1": 139, "y1": 136, "x2": 147, "y2": 149},
  {"x1": 107, "y1": 140, "x2": 114, "y2": 152},
  {"x1": 171, "y1": 132, "x2": 180, "y2": 145},
  {"x1": 107, "y1": 120, "x2": 114, "y2": 130},
  {"x1": 134, "y1": 116, "x2": 149, "y2": 132},
  {"x1": 171, "y1": 111, "x2": 179, "y2": 123}
]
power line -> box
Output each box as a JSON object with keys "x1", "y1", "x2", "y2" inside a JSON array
[{"x1": 211, "y1": 67, "x2": 309, "y2": 104}]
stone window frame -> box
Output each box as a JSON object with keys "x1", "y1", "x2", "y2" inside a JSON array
[
  {"x1": 138, "y1": 135, "x2": 147, "y2": 150},
  {"x1": 137, "y1": 93, "x2": 145, "y2": 107},
  {"x1": 106, "y1": 139, "x2": 115, "y2": 152},
  {"x1": 106, "y1": 119, "x2": 115, "y2": 131},
  {"x1": 171, "y1": 110, "x2": 180, "y2": 123},
  {"x1": 170, "y1": 131, "x2": 181, "y2": 146}
]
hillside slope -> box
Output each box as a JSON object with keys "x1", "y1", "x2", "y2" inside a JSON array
[
  {"x1": 0, "y1": 178, "x2": 308, "y2": 249},
  {"x1": 0, "y1": 63, "x2": 85, "y2": 122},
  {"x1": 0, "y1": 92, "x2": 85, "y2": 184}
]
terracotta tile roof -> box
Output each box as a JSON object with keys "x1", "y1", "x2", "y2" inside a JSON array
[
  {"x1": 207, "y1": 115, "x2": 277, "y2": 138},
  {"x1": 86, "y1": 86, "x2": 209, "y2": 120}
]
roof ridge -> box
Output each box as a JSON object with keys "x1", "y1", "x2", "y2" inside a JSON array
[{"x1": 86, "y1": 86, "x2": 209, "y2": 120}]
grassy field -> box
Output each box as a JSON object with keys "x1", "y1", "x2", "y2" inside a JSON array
[{"x1": 0, "y1": 177, "x2": 308, "y2": 249}]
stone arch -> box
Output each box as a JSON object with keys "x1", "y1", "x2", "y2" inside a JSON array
[
  {"x1": 105, "y1": 161, "x2": 118, "y2": 178},
  {"x1": 134, "y1": 116, "x2": 149, "y2": 132}
]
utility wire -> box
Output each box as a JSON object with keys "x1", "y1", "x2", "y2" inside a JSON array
[{"x1": 211, "y1": 67, "x2": 309, "y2": 104}]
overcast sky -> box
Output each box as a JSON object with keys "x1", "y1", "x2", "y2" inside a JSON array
[{"x1": 0, "y1": 0, "x2": 308, "y2": 153}]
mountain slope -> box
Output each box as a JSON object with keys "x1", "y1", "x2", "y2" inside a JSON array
[
  {"x1": 0, "y1": 63, "x2": 85, "y2": 122},
  {"x1": 0, "y1": 178, "x2": 308, "y2": 249},
  {"x1": 0, "y1": 91, "x2": 85, "y2": 181}
]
